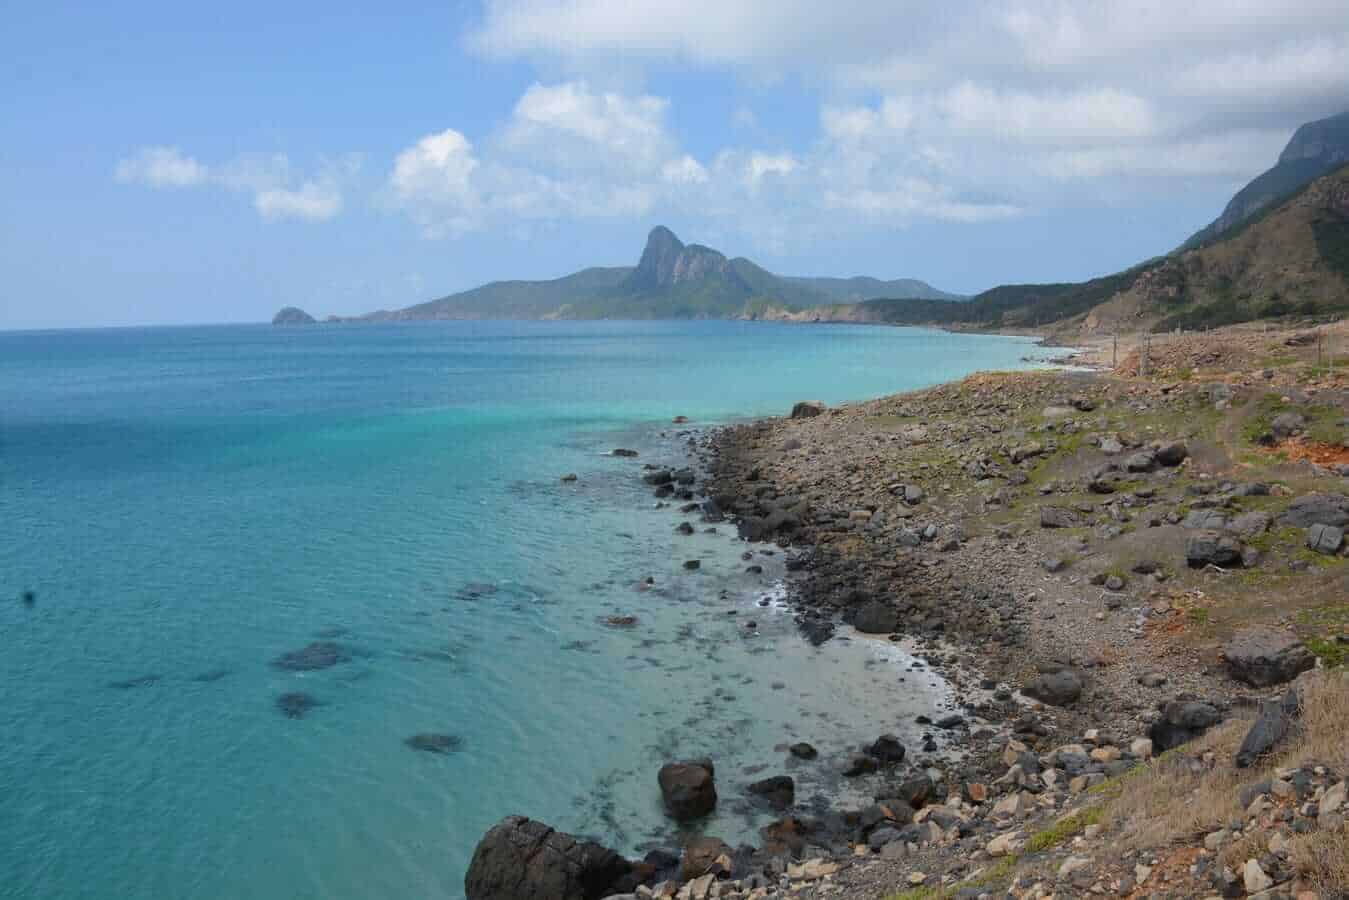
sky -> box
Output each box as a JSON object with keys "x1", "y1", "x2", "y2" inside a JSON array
[{"x1": 3, "y1": 1, "x2": 1348, "y2": 329}]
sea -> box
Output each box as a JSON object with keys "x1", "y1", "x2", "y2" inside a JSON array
[{"x1": 0, "y1": 320, "x2": 1049, "y2": 899}]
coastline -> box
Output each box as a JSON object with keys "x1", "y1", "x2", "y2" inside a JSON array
[{"x1": 466, "y1": 325, "x2": 1348, "y2": 899}]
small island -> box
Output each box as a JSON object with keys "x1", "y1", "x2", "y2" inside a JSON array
[{"x1": 272, "y1": 306, "x2": 317, "y2": 325}]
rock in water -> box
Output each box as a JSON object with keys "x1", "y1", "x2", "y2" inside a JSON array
[
  {"x1": 271, "y1": 306, "x2": 317, "y2": 325},
  {"x1": 747, "y1": 775, "x2": 795, "y2": 809},
  {"x1": 276, "y1": 692, "x2": 318, "y2": 719},
  {"x1": 404, "y1": 733, "x2": 462, "y2": 753},
  {"x1": 789, "y1": 401, "x2": 826, "y2": 418},
  {"x1": 658, "y1": 759, "x2": 716, "y2": 821},
  {"x1": 1223, "y1": 628, "x2": 1315, "y2": 686},
  {"x1": 271, "y1": 640, "x2": 351, "y2": 671},
  {"x1": 464, "y1": 815, "x2": 633, "y2": 900}
]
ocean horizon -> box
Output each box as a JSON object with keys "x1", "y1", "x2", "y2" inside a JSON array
[{"x1": 1, "y1": 320, "x2": 1051, "y2": 899}]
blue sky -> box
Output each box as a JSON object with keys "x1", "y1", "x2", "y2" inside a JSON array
[{"x1": 4, "y1": 1, "x2": 1348, "y2": 328}]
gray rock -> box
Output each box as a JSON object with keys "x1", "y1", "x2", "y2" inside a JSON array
[
  {"x1": 1271, "y1": 411, "x2": 1307, "y2": 439},
  {"x1": 747, "y1": 775, "x2": 795, "y2": 810},
  {"x1": 1228, "y1": 511, "x2": 1271, "y2": 539},
  {"x1": 1307, "y1": 523, "x2": 1345, "y2": 555},
  {"x1": 1224, "y1": 628, "x2": 1316, "y2": 687},
  {"x1": 1186, "y1": 530, "x2": 1244, "y2": 568},
  {"x1": 903, "y1": 484, "x2": 925, "y2": 505},
  {"x1": 1022, "y1": 669, "x2": 1083, "y2": 707},
  {"x1": 1182, "y1": 509, "x2": 1228, "y2": 530},
  {"x1": 464, "y1": 815, "x2": 632, "y2": 900},
  {"x1": 1125, "y1": 450, "x2": 1158, "y2": 473},
  {"x1": 1236, "y1": 690, "x2": 1299, "y2": 768},
  {"x1": 866, "y1": 734, "x2": 907, "y2": 763},
  {"x1": 1040, "y1": 506, "x2": 1077, "y2": 529},
  {"x1": 1279, "y1": 493, "x2": 1349, "y2": 528},
  {"x1": 1150, "y1": 700, "x2": 1223, "y2": 751}
]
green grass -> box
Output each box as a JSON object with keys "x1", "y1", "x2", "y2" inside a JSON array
[
  {"x1": 1241, "y1": 394, "x2": 1345, "y2": 446},
  {"x1": 1187, "y1": 608, "x2": 1211, "y2": 626},
  {"x1": 1024, "y1": 806, "x2": 1104, "y2": 853},
  {"x1": 884, "y1": 854, "x2": 1022, "y2": 900},
  {"x1": 1306, "y1": 637, "x2": 1347, "y2": 668},
  {"x1": 1297, "y1": 604, "x2": 1349, "y2": 668}
]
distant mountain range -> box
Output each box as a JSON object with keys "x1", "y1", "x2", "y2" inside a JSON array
[
  {"x1": 278, "y1": 109, "x2": 1349, "y2": 335},
  {"x1": 345, "y1": 226, "x2": 960, "y2": 322}
]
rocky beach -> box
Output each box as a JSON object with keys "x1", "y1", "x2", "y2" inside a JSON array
[{"x1": 465, "y1": 321, "x2": 1348, "y2": 900}]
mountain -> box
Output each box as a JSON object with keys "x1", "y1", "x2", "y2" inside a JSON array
[
  {"x1": 1182, "y1": 110, "x2": 1349, "y2": 250},
  {"x1": 353, "y1": 226, "x2": 957, "y2": 322},
  {"x1": 840, "y1": 163, "x2": 1349, "y2": 334}
]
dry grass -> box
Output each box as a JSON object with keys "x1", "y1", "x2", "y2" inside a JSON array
[
  {"x1": 1288, "y1": 827, "x2": 1349, "y2": 897},
  {"x1": 1108, "y1": 670, "x2": 1349, "y2": 852}
]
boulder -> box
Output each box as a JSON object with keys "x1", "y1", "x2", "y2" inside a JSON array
[
  {"x1": 464, "y1": 815, "x2": 633, "y2": 900},
  {"x1": 1022, "y1": 670, "x2": 1083, "y2": 707},
  {"x1": 1182, "y1": 509, "x2": 1227, "y2": 530},
  {"x1": 1155, "y1": 441, "x2": 1189, "y2": 466},
  {"x1": 788, "y1": 742, "x2": 818, "y2": 760},
  {"x1": 1011, "y1": 442, "x2": 1044, "y2": 463},
  {"x1": 1270, "y1": 412, "x2": 1307, "y2": 439},
  {"x1": 1124, "y1": 450, "x2": 1157, "y2": 473},
  {"x1": 1040, "y1": 506, "x2": 1078, "y2": 529},
  {"x1": 1185, "y1": 531, "x2": 1244, "y2": 568},
  {"x1": 680, "y1": 836, "x2": 733, "y2": 881},
  {"x1": 1228, "y1": 511, "x2": 1271, "y2": 539},
  {"x1": 658, "y1": 759, "x2": 717, "y2": 821},
  {"x1": 790, "y1": 401, "x2": 826, "y2": 419},
  {"x1": 866, "y1": 734, "x2": 907, "y2": 763},
  {"x1": 1279, "y1": 493, "x2": 1349, "y2": 528},
  {"x1": 1149, "y1": 700, "x2": 1223, "y2": 752},
  {"x1": 853, "y1": 601, "x2": 898, "y2": 634},
  {"x1": 1223, "y1": 628, "x2": 1316, "y2": 687},
  {"x1": 1236, "y1": 689, "x2": 1299, "y2": 768},
  {"x1": 747, "y1": 775, "x2": 795, "y2": 809},
  {"x1": 1307, "y1": 523, "x2": 1344, "y2": 555}
]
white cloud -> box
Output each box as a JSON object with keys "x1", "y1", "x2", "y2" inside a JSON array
[
  {"x1": 115, "y1": 146, "x2": 208, "y2": 187},
  {"x1": 115, "y1": 148, "x2": 354, "y2": 222},
  {"x1": 661, "y1": 155, "x2": 708, "y2": 185}
]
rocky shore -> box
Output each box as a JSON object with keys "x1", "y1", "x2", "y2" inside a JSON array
[{"x1": 465, "y1": 322, "x2": 1348, "y2": 900}]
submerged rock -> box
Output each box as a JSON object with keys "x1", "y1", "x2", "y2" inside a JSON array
[
  {"x1": 747, "y1": 775, "x2": 795, "y2": 809},
  {"x1": 271, "y1": 640, "x2": 351, "y2": 671},
  {"x1": 464, "y1": 815, "x2": 633, "y2": 900},
  {"x1": 107, "y1": 674, "x2": 161, "y2": 690},
  {"x1": 277, "y1": 692, "x2": 319, "y2": 719},
  {"x1": 404, "y1": 733, "x2": 462, "y2": 753}
]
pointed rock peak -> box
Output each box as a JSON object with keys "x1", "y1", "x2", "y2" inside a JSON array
[{"x1": 645, "y1": 225, "x2": 683, "y2": 252}]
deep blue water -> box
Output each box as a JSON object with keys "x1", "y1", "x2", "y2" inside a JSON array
[{"x1": 0, "y1": 320, "x2": 1048, "y2": 899}]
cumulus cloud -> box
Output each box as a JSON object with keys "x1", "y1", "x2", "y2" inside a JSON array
[{"x1": 114, "y1": 148, "x2": 354, "y2": 222}]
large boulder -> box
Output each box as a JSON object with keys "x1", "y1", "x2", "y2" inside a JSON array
[
  {"x1": 464, "y1": 816, "x2": 633, "y2": 900},
  {"x1": 746, "y1": 775, "x2": 795, "y2": 810},
  {"x1": 1307, "y1": 523, "x2": 1345, "y2": 555},
  {"x1": 1279, "y1": 493, "x2": 1349, "y2": 528},
  {"x1": 1270, "y1": 412, "x2": 1307, "y2": 439},
  {"x1": 790, "y1": 401, "x2": 826, "y2": 419},
  {"x1": 1149, "y1": 700, "x2": 1223, "y2": 752},
  {"x1": 1022, "y1": 670, "x2": 1084, "y2": 707},
  {"x1": 866, "y1": 734, "x2": 907, "y2": 763},
  {"x1": 853, "y1": 601, "x2": 898, "y2": 634},
  {"x1": 1040, "y1": 506, "x2": 1078, "y2": 529},
  {"x1": 658, "y1": 759, "x2": 717, "y2": 821},
  {"x1": 1185, "y1": 531, "x2": 1244, "y2": 568},
  {"x1": 1155, "y1": 441, "x2": 1189, "y2": 467},
  {"x1": 680, "y1": 836, "x2": 733, "y2": 881},
  {"x1": 1223, "y1": 628, "x2": 1316, "y2": 687}
]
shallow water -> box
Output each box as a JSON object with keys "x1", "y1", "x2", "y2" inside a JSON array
[{"x1": 0, "y1": 320, "x2": 1049, "y2": 899}]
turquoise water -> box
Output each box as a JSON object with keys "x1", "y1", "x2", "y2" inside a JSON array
[{"x1": 1, "y1": 321, "x2": 1047, "y2": 899}]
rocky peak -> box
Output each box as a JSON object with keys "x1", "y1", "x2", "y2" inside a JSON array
[
  {"x1": 1277, "y1": 110, "x2": 1349, "y2": 166},
  {"x1": 626, "y1": 226, "x2": 733, "y2": 291}
]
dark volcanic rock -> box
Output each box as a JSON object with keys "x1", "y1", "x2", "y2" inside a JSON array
[
  {"x1": 464, "y1": 815, "x2": 632, "y2": 900},
  {"x1": 1185, "y1": 531, "x2": 1244, "y2": 568},
  {"x1": 405, "y1": 733, "x2": 462, "y2": 753},
  {"x1": 611, "y1": 448, "x2": 639, "y2": 457},
  {"x1": 853, "y1": 601, "x2": 898, "y2": 634},
  {"x1": 1022, "y1": 669, "x2": 1084, "y2": 707},
  {"x1": 1223, "y1": 628, "x2": 1316, "y2": 687},
  {"x1": 272, "y1": 641, "x2": 351, "y2": 671},
  {"x1": 680, "y1": 836, "x2": 733, "y2": 881},
  {"x1": 747, "y1": 775, "x2": 795, "y2": 809},
  {"x1": 277, "y1": 691, "x2": 319, "y2": 719},
  {"x1": 658, "y1": 759, "x2": 716, "y2": 821},
  {"x1": 1279, "y1": 493, "x2": 1349, "y2": 528},
  {"x1": 1149, "y1": 700, "x2": 1224, "y2": 752},
  {"x1": 1155, "y1": 441, "x2": 1189, "y2": 466},
  {"x1": 790, "y1": 401, "x2": 826, "y2": 419},
  {"x1": 788, "y1": 742, "x2": 818, "y2": 760},
  {"x1": 866, "y1": 734, "x2": 907, "y2": 763},
  {"x1": 1236, "y1": 690, "x2": 1300, "y2": 768}
]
